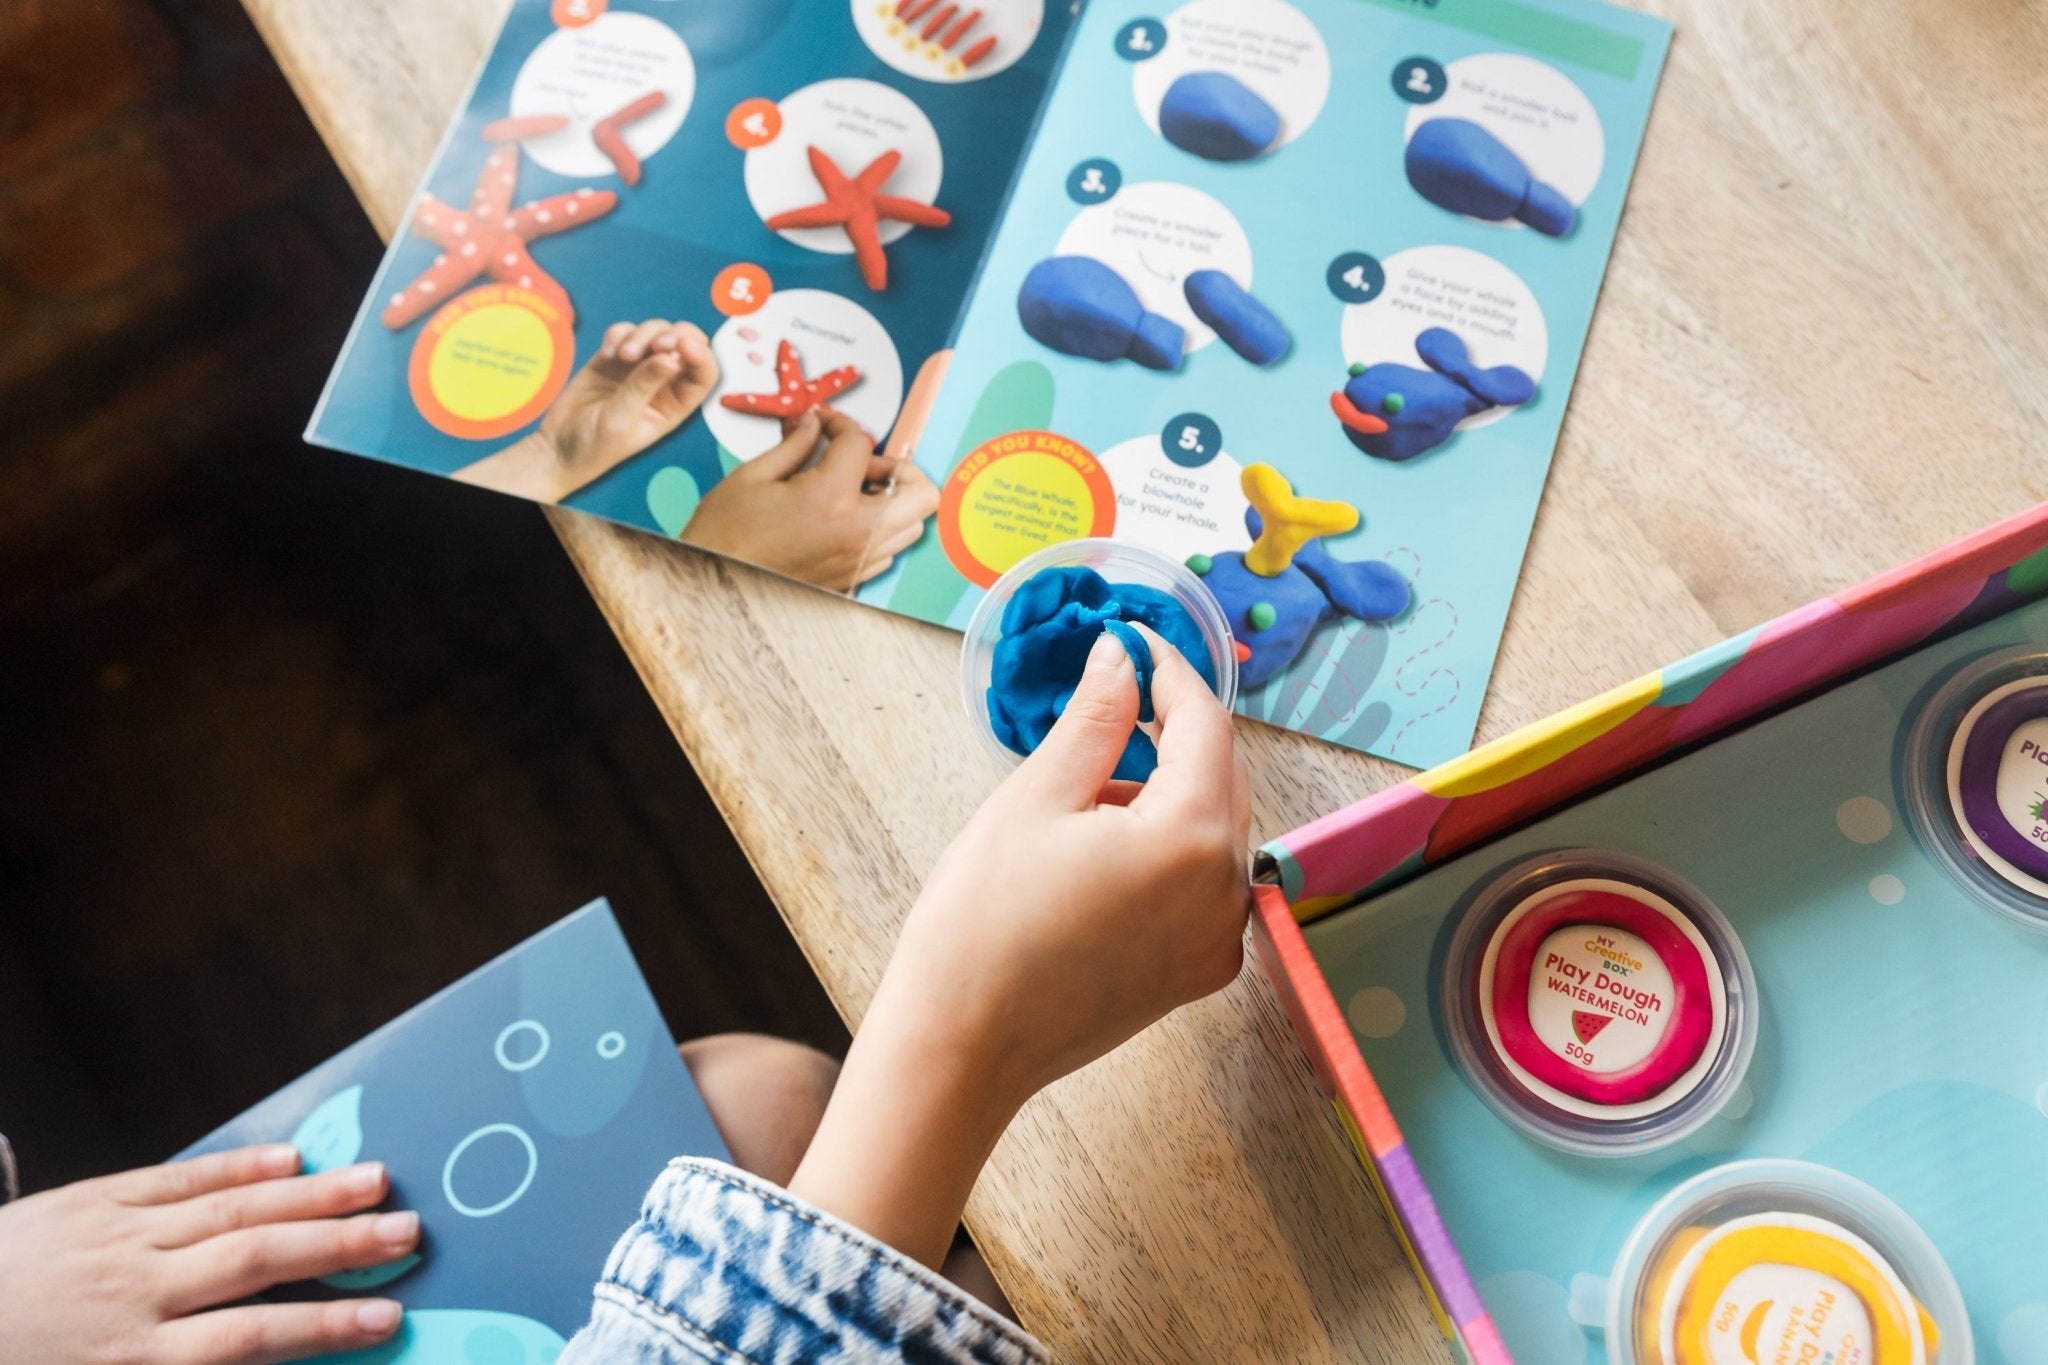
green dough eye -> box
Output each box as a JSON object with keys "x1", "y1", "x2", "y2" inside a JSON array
[
  {"x1": 1347, "y1": 362, "x2": 1368, "y2": 378},
  {"x1": 1382, "y1": 392, "x2": 1405, "y2": 415},
  {"x1": 1186, "y1": 553, "x2": 1213, "y2": 575},
  {"x1": 1248, "y1": 602, "x2": 1278, "y2": 631}
]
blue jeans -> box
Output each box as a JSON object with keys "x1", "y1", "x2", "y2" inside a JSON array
[{"x1": 560, "y1": 1158, "x2": 1049, "y2": 1364}]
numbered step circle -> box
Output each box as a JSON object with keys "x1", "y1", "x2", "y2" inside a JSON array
[
  {"x1": 1326, "y1": 252, "x2": 1386, "y2": 305},
  {"x1": 1066, "y1": 158, "x2": 1122, "y2": 205},
  {"x1": 1391, "y1": 56, "x2": 1446, "y2": 104},
  {"x1": 1116, "y1": 18, "x2": 1167, "y2": 60},
  {"x1": 1159, "y1": 412, "x2": 1222, "y2": 470}
]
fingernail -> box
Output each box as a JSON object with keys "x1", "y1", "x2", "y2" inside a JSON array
[
  {"x1": 355, "y1": 1300, "x2": 401, "y2": 1334},
  {"x1": 258, "y1": 1143, "x2": 300, "y2": 1174},
  {"x1": 342, "y1": 1161, "x2": 385, "y2": 1196},
  {"x1": 374, "y1": 1210, "x2": 419, "y2": 1244},
  {"x1": 1086, "y1": 629, "x2": 1130, "y2": 673}
]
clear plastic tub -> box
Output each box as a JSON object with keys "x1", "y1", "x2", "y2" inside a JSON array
[
  {"x1": 1440, "y1": 849, "x2": 1759, "y2": 1156},
  {"x1": 959, "y1": 538, "x2": 1238, "y2": 770},
  {"x1": 1900, "y1": 645, "x2": 2048, "y2": 933},
  {"x1": 1607, "y1": 1159, "x2": 1972, "y2": 1364}
]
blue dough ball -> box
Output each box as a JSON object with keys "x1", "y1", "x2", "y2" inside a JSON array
[
  {"x1": 986, "y1": 566, "x2": 1217, "y2": 781},
  {"x1": 1158, "y1": 71, "x2": 1281, "y2": 163},
  {"x1": 1184, "y1": 270, "x2": 1290, "y2": 367},
  {"x1": 1018, "y1": 257, "x2": 1185, "y2": 371}
]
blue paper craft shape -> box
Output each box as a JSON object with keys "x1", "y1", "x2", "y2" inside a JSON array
[
  {"x1": 1184, "y1": 270, "x2": 1290, "y2": 367},
  {"x1": 1330, "y1": 328, "x2": 1537, "y2": 463},
  {"x1": 1404, "y1": 117, "x2": 1577, "y2": 237},
  {"x1": 987, "y1": 566, "x2": 1216, "y2": 782},
  {"x1": 1190, "y1": 467, "x2": 1409, "y2": 689},
  {"x1": 1017, "y1": 257, "x2": 1184, "y2": 371},
  {"x1": 1158, "y1": 71, "x2": 1282, "y2": 163}
]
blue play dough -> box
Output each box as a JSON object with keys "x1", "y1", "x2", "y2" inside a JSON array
[
  {"x1": 1192, "y1": 509, "x2": 1410, "y2": 689},
  {"x1": 1018, "y1": 257, "x2": 1185, "y2": 371},
  {"x1": 1184, "y1": 270, "x2": 1290, "y2": 367},
  {"x1": 987, "y1": 567, "x2": 1216, "y2": 782},
  {"x1": 1337, "y1": 327, "x2": 1536, "y2": 462},
  {"x1": 1159, "y1": 71, "x2": 1282, "y2": 163},
  {"x1": 1405, "y1": 117, "x2": 1577, "y2": 237}
]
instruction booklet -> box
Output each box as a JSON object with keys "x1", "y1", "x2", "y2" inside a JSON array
[{"x1": 310, "y1": 0, "x2": 1671, "y2": 768}]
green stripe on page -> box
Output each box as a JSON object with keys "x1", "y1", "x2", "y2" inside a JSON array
[{"x1": 1353, "y1": 0, "x2": 1647, "y2": 81}]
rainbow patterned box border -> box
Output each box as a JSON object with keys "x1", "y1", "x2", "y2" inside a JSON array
[{"x1": 1247, "y1": 500, "x2": 2048, "y2": 1364}]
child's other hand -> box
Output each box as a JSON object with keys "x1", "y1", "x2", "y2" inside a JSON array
[
  {"x1": 788, "y1": 625, "x2": 1250, "y2": 1266},
  {"x1": 0, "y1": 1144, "x2": 420, "y2": 1365},
  {"x1": 455, "y1": 319, "x2": 718, "y2": 503},
  {"x1": 679, "y1": 409, "x2": 940, "y2": 592}
]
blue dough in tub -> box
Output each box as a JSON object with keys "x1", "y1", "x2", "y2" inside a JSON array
[
  {"x1": 1404, "y1": 117, "x2": 1577, "y2": 237},
  {"x1": 988, "y1": 567, "x2": 1216, "y2": 781},
  {"x1": 1018, "y1": 257, "x2": 1185, "y2": 371},
  {"x1": 1331, "y1": 327, "x2": 1536, "y2": 463},
  {"x1": 1158, "y1": 71, "x2": 1281, "y2": 163},
  {"x1": 1190, "y1": 510, "x2": 1410, "y2": 689},
  {"x1": 1184, "y1": 270, "x2": 1290, "y2": 367}
]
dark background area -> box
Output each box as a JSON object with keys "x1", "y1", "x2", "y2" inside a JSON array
[{"x1": 0, "y1": 0, "x2": 846, "y2": 1193}]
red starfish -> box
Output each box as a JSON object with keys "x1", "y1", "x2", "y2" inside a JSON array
[
  {"x1": 764, "y1": 146, "x2": 951, "y2": 292},
  {"x1": 719, "y1": 339, "x2": 862, "y2": 420},
  {"x1": 381, "y1": 144, "x2": 618, "y2": 329}
]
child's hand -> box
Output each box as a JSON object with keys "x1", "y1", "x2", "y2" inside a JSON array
[
  {"x1": 0, "y1": 1144, "x2": 420, "y2": 1365},
  {"x1": 454, "y1": 319, "x2": 719, "y2": 503},
  {"x1": 788, "y1": 625, "x2": 1250, "y2": 1265},
  {"x1": 680, "y1": 409, "x2": 940, "y2": 592}
]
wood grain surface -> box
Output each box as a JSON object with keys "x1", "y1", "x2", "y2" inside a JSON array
[{"x1": 238, "y1": 1, "x2": 2048, "y2": 1357}]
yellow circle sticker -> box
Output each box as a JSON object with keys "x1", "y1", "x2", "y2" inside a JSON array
[
  {"x1": 939, "y1": 430, "x2": 1116, "y2": 587},
  {"x1": 408, "y1": 285, "x2": 574, "y2": 440}
]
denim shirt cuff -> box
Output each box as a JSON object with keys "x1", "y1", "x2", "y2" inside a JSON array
[{"x1": 561, "y1": 1157, "x2": 1049, "y2": 1365}]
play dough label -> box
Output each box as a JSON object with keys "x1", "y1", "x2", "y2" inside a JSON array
[
  {"x1": 1477, "y1": 877, "x2": 1727, "y2": 1121},
  {"x1": 1991, "y1": 715, "x2": 2048, "y2": 849},
  {"x1": 1942, "y1": 674, "x2": 2048, "y2": 900},
  {"x1": 939, "y1": 431, "x2": 1115, "y2": 587},
  {"x1": 1696, "y1": 1264, "x2": 1875, "y2": 1365}
]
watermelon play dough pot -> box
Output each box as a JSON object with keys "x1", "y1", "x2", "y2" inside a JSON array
[
  {"x1": 1903, "y1": 646, "x2": 2048, "y2": 932},
  {"x1": 1441, "y1": 850, "x2": 1758, "y2": 1155},
  {"x1": 1606, "y1": 1160, "x2": 1972, "y2": 1365}
]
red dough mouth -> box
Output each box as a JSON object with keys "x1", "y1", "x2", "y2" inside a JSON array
[{"x1": 1329, "y1": 390, "x2": 1390, "y2": 436}]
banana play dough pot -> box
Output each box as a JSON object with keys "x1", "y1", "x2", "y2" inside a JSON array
[
  {"x1": 1440, "y1": 849, "x2": 1758, "y2": 1155},
  {"x1": 1606, "y1": 1160, "x2": 1972, "y2": 1365}
]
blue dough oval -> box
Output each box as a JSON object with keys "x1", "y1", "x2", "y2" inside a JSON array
[
  {"x1": 1185, "y1": 270, "x2": 1290, "y2": 367},
  {"x1": 1159, "y1": 72, "x2": 1281, "y2": 163}
]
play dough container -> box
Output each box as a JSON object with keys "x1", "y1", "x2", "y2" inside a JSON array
[
  {"x1": 960, "y1": 539, "x2": 1238, "y2": 771},
  {"x1": 1606, "y1": 1160, "x2": 1972, "y2": 1365},
  {"x1": 1902, "y1": 645, "x2": 2048, "y2": 932},
  {"x1": 1440, "y1": 849, "x2": 1758, "y2": 1155}
]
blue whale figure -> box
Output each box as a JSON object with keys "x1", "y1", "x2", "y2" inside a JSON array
[
  {"x1": 1405, "y1": 118, "x2": 1577, "y2": 236},
  {"x1": 1330, "y1": 328, "x2": 1536, "y2": 463},
  {"x1": 1190, "y1": 509, "x2": 1410, "y2": 689},
  {"x1": 1017, "y1": 257, "x2": 1185, "y2": 371}
]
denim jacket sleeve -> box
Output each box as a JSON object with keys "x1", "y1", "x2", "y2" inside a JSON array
[{"x1": 558, "y1": 1158, "x2": 1050, "y2": 1365}]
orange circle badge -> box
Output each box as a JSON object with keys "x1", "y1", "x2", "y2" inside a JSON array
[
  {"x1": 550, "y1": 0, "x2": 606, "y2": 27},
  {"x1": 710, "y1": 263, "x2": 772, "y2": 318},
  {"x1": 408, "y1": 285, "x2": 575, "y2": 440},
  {"x1": 725, "y1": 98, "x2": 782, "y2": 150},
  {"x1": 938, "y1": 430, "x2": 1116, "y2": 588}
]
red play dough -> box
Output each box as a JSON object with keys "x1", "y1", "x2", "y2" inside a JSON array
[
  {"x1": 1486, "y1": 886, "x2": 1717, "y2": 1107},
  {"x1": 718, "y1": 339, "x2": 861, "y2": 421},
  {"x1": 764, "y1": 147, "x2": 951, "y2": 293}
]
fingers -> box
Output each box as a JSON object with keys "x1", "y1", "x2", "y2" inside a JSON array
[
  {"x1": 151, "y1": 1299, "x2": 402, "y2": 1365},
  {"x1": 105, "y1": 1145, "x2": 300, "y2": 1207},
  {"x1": 743, "y1": 410, "x2": 823, "y2": 481},
  {"x1": 616, "y1": 348, "x2": 687, "y2": 414},
  {"x1": 152, "y1": 1162, "x2": 389, "y2": 1250},
  {"x1": 1013, "y1": 630, "x2": 1142, "y2": 809},
  {"x1": 664, "y1": 323, "x2": 718, "y2": 414},
  {"x1": 1126, "y1": 622, "x2": 1239, "y2": 822},
  {"x1": 596, "y1": 321, "x2": 637, "y2": 361},
  {"x1": 811, "y1": 409, "x2": 877, "y2": 488},
  {"x1": 160, "y1": 1210, "x2": 421, "y2": 1314},
  {"x1": 614, "y1": 318, "x2": 676, "y2": 363}
]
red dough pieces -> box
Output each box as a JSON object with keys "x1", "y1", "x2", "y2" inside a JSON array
[{"x1": 719, "y1": 339, "x2": 862, "y2": 421}]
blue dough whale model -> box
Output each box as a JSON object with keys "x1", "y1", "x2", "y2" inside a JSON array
[
  {"x1": 1159, "y1": 71, "x2": 1281, "y2": 162},
  {"x1": 1192, "y1": 510, "x2": 1409, "y2": 690},
  {"x1": 1184, "y1": 270, "x2": 1290, "y2": 367},
  {"x1": 1018, "y1": 257, "x2": 1185, "y2": 371},
  {"x1": 987, "y1": 566, "x2": 1216, "y2": 782},
  {"x1": 1404, "y1": 117, "x2": 1577, "y2": 236},
  {"x1": 1329, "y1": 327, "x2": 1536, "y2": 463}
]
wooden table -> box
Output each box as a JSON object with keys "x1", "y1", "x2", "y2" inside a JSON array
[{"x1": 241, "y1": 2, "x2": 2048, "y2": 1358}]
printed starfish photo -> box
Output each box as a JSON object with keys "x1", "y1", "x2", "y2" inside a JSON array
[
  {"x1": 718, "y1": 339, "x2": 863, "y2": 420},
  {"x1": 380, "y1": 144, "x2": 618, "y2": 329},
  {"x1": 764, "y1": 146, "x2": 951, "y2": 292}
]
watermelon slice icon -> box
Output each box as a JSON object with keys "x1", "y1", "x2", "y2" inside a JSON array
[{"x1": 1572, "y1": 1011, "x2": 1614, "y2": 1044}]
